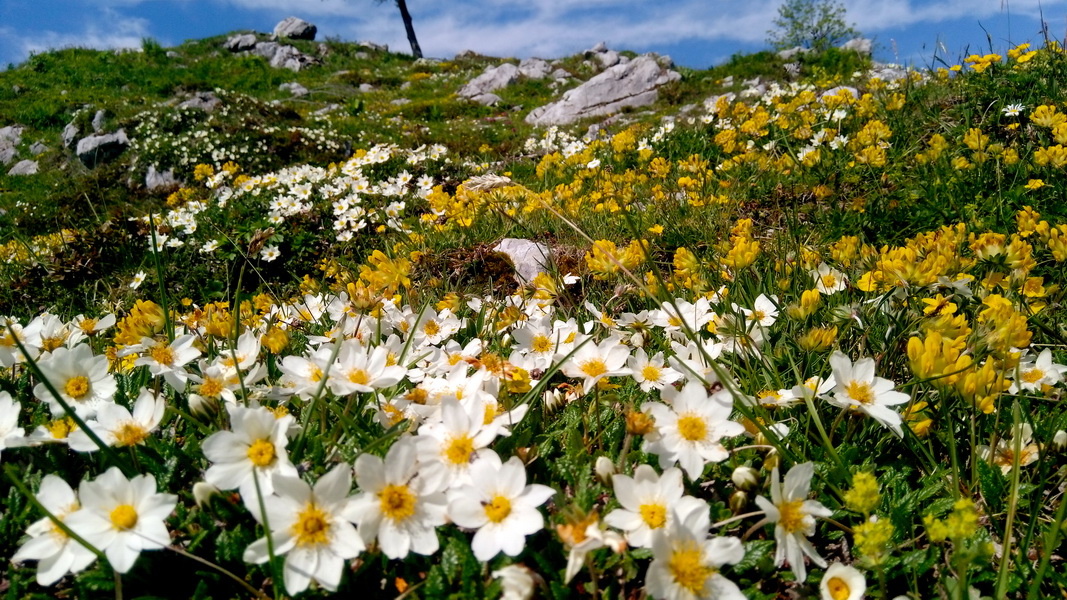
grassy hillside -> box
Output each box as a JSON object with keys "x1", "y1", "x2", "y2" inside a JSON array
[{"x1": 0, "y1": 32, "x2": 1066, "y2": 600}]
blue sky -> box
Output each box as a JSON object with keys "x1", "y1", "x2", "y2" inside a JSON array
[{"x1": 1, "y1": 1, "x2": 1064, "y2": 70}]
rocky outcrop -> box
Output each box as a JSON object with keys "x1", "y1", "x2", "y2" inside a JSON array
[
  {"x1": 279, "y1": 82, "x2": 309, "y2": 97},
  {"x1": 225, "y1": 33, "x2": 258, "y2": 52},
  {"x1": 840, "y1": 37, "x2": 873, "y2": 55},
  {"x1": 145, "y1": 165, "x2": 178, "y2": 190},
  {"x1": 62, "y1": 123, "x2": 79, "y2": 148},
  {"x1": 252, "y1": 42, "x2": 320, "y2": 72},
  {"x1": 0, "y1": 125, "x2": 23, "y2": 165},
  {"x1": 178, "y1": 91, "x2": 221, "y2": 113},
  {"x1": 273, "y1": 17, "x2": 317, "y2": 41},
  {"x1": 518, "y1": 58, "x2": 551, "y2": 80},
  {"x1": 458, "y1": 63, "x2": 519, "y2": 100},
  {"x1": 525, "y1": 54, "x2": 680, "y2": 126},
  {"x1": 76, "y1": 130, "x2": 129, "y2": 168},
  {"x1": 493, "y1": 238, "x2": 551, "y2": 285},
  {"x1": 7, "y1": 160, "x2": 38, "y2": 175}
]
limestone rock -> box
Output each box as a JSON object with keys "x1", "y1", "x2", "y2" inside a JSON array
[
  {"x1": 0, "y1": 147, "x2": 14, "y2": 165},
  {"x1": 596, "y1": 50, "x2": 620, "y2": 69},
  {"x1": 8, "y1": 159, "x2": 38, "y2": 175},
  {"x1": 0, "y1": 125, "x2": 24, "y2": 145},
  {"x1": 493, "y1": 238, "x2": 551, "y2": 285},
  {"x1": 225, "y1": 33, "x2": 258, "y2": 52},
  {"x1": 92, "y1": 110, "x2": 106, "y2": 133},
  {"x1": 178, "y1": 91, "x2": 221, "y2": 113},
  {"x1": 267, "y1": 44, "x2": 319, "y2": 72},
  {"x1": 358, "y1": 83, "x2": 376, "y2": 93},
  {"x1": 76, "y1": 130, "x2": 129, "y2": 168},
  {"x1": 525, "y1": 54, "x2": 680, "y2": 126},
  {"x1": 458, "y1": 63, "x2": 519, "y2": 99},
  {"x1": 30, "y1": 141, "x2": 47, "y2": 155},
  {"x1": 273, "y1": 17, "x2": 317, "y2": 40},
  {"x1": 518, "y1": 58, "x2": 551, "y2": 80},
  {"x1": 145, "y1": 165, "x2": 178, "y2": 190},
  {"x1": 279, "y1": 82, "x2": 309, "y2": 97},
  {"x1": 470, "y1": 93, "x2": 502, "y2": 106},
  {"x1": 62, "y1": 123, "x2": 79, "y2": 148}
]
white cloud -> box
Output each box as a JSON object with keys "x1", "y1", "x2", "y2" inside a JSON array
[{"x1": 4, "y1": 8, "x2": 151, "y2": 59}]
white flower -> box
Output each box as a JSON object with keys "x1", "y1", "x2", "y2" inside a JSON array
[
  {"x1": 417, "y1": 398, "x2": 501, "y2": 487},
  {"x1": 202, "y1": 405, "x2": 299, "y2": 503},
  {"x1": 64, "y1": 467, "x2": 177, "y2": 574},
  {"x1": 0, "y1": 391, "x2": 25, "y2": 458},
  {"x1": 492, "y1": 564, "x2": 539, "y2": 600},
  {"x1": 133, "y1": 334, "x2": 202, "y2": 392},
  {"x1": 604, "y1": 464, "x2": 706, "y2": 548},
  {"x1": 561, "y1": 336, "x2": 631, "y2": 393},
  {"x1": 12, "y1": 475, "x2": 97, "y2": 585},
  {"x1": 1011, "y1": 348, "x2": 1067, "y2": 393},
  {"x1": 627, "y1": 348, "x2": 682, "y2": 393},
  {"x1": 645, "y1": 506, "x2": 745, "y2": 600},
  {"x1": 642, "y1": 382, "x2": 745, "y2": 480},
  {"x1": 827, "y1": 351, "x2": 910, "y2": 438},
  {"x1": 448, "y1": 451, "x2": 554, "y2": 561},
  {"x1": 754, "y1": 462, "x2": 832, "y2": 582},
  {"x1": 33, "y1": 344, "x2": 117, "y2": 419},
  {"x1": 1002, "y1": 103, "x2": 1025, "y2": 117},
  {"x1": 130, "y1": 271, "x2": 147, "y2": 289},
  {"x1": 346, "y1": 437, "x2": 449, "y2": 559},
  {"x1": 740, "y1": 293, "x2": 779, "y2": 328},
  {"x1": 812, "y1": 263, "x2": 847, "y2": 295},
  {"x1": 260, "y1": 245, "x2": 281, "y2": 262},
  {"x1": 820, "y1": 562, "x2": 866, "y2": 600},
  {"x1": 978, "y1": 422, "x2": 1039, "y2": 474},
  {"x1": 68, "y1": 388, "x2": 165, "y2": 452},
  {"x1": 243, "y1": 465, "x2": 364, "y2": 595},
  {"x1": 328, "y1": 342, "x2": 407, "y2": 396}
]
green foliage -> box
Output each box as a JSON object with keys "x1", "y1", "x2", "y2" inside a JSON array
[{"x1": 767, "y1": 0, "x2": 859, "y2": 51}]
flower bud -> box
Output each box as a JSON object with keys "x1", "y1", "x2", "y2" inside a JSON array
[
  {"x1": 188, "y1": 394, "x2": 219, "y2": 418},
  {"x1": 729, "y1": 490, "x2": 749, "y2": 514},
  {"x1": 595, "y1": 456, "x2": 616, "y2": 486},
  {"x1": 192, "y1": 481, "x2": 220, "y2": 509},
  {"x1": 625, "y1": 410, "x2": 655, "y2": 435},
  {"x1": 731, "y1": 466, "x2": 760, "y2": 492},
  {"x1": 1053, "y1": 429, "x2": 1067, "y2": 451}
]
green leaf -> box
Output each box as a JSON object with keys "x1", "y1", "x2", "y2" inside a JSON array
[
  {"x1": 976, "y1": 459, "x2": 1006, "y2": 514},
  {"x1": 734, "y1": 540, "x2": 775, "y2": 573}
]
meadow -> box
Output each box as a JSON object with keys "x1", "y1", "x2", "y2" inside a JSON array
[{"x1": 0, "y1": 32, "x2": 1066, "y2": 600}]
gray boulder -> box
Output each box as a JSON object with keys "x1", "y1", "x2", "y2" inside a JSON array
[
  {"x1": 358, "y1": 41, "x2": 387, "y2": 52},
  {"x1": 92, "y1": 110, "x2": 106, "y2": 133},
  {"x1": 279, "y1": 82, "x2": 309, "y2": 97},
  {"x1": 493, "y1": 238, "x2": 551, "y2": 285},
  {"x1": 458, "y1": 63, "x2": 519, "y2": 99},
  {"x1": 777, "y1": 46, "x2": 810, "y2": 60},
  {"x1": 0, "y1": 147, "x2": 14, "y2": 165},
  {"x1": 588, "y1": 41, "x2": 608, "y2": 53},
  {"x1": 145, "y1": 165, "x2": 178, "y2": 190},
  {"x1": 358, "y1": 83, "x2": 376, "y2": 93},
  {"x1": 470, "y1": 93, "x2": 502, "y2": 106},
  {"x1": 30, "y1": 141, "x2": 47, "y2": 155},
  {"x1": 225, "y1": 33, "x2": 258, "y2": 52},
  {"x1": 595, "y1": 50, "x2": 620, "y2": 69},
  {"x1": 840, "y1": 37, "x2": 873, "y2": 55},
  {"x1": 266, "y1": 44, "x2": 319, "y2": 72},
  {"x1": 178, "y1": 91, "x2": 221, "y2": 112},
  {"x1": 518, "y1": 58, "x2": 551, "y2": 80},
  {"x1": 252, "y1": 41, "x2": 281, "y2": 60},
  {"x1": 62, "y1": 123, "x2": 79, "y2": 148},
  {"x1": 76, "y1": 130, "x2": 130, "y2": 168},
  {"x1": 0, "y1": 125, "x2": 23, "y2": 145},
  {"x1": 8, "y1": 159, "x2": 38, "y2": 175},
  {"x1": 525, "y1": 54, "x2": 680, "y2": 126},
  {"x1": 273, "y1": 17, "x2": 317, "y2": 40}
]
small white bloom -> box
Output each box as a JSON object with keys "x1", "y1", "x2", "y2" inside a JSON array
[
  {"x1": 12, "y1": 475, "x2": 97, "y2": 585},
  {"x1": 130, "y1": 271, "x2": 147, "y2": 289},
  {"x1": 260, "y1": 245, "x2": 281, "y2": 262},
  {"x1": 754, "y1": 462, "x2": 832, "y2": 582},
  {"x1": 820, "y1": 562, "x2": 866, "y2": 600}
]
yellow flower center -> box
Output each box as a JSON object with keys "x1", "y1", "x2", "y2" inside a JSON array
[
  {"x1": 667, "y1": 316, "x2": 682, "y2": 328},
  {"x1": 532, "y1": 335, "x2": 553, "y2": 353},
  {"x1": 667, "y1": 541, "x2": 712, "y2": 594},
  {"x1": 309, "y1": 366, "x2": 323, "y2": 382},
  {"x1": 379, "y1": 483, "x2": 417, "y2": 522},
  {"x1": 150, "y1": 344, "x2": 175, "y2": 366},
  {"x1": 78, "y1": 318, "x2": 99, "y2": 335},
  {"x1": 483, "y1": 495, "x2": 512, "y2": 523},
  {"x1": 114, "y1": 421, "x2": 149, "y2": 446},
  {"x1": 1022, "y1": 369, "x2": 1044, "y2": 384},
  {"x1": 292, "y1": 503, "x2": 330, "y2": 547},
  {"x1": 778, "y1": 499, "x2": 806, "y2": 533},
  {"x1": 821, "y1": 274, "x2": 838, "y2": 288},
  {"x1": 752, "y1": 309, "x2": 766, "y2": 321},
  {"x1": 579, "y1": 358, "x2": 608, "y2": 378},
  {"x1": 639, "y1": 503, "x2": 667, "y2": 529},
  {"x1": 386, "y1": 352, "x2": 398, "y2": 367},
  {"x1": 246, "y1": 439, "x2": 276, "y2": 467},
  {"x1": 41, "y1": 334, "x2": 68, "y2": 353},
  {"x1": 64, "y1": 376, "x2": 90, "y2": 399},
  {"x1": 845, "y1": 380, "x2": 875, "y2": 405},
  {"x1": 642, "y1": 364, "x2": 662, "y2": 382},
  {"x1": 47, "y1": 417, "x2": 77, "y2": 439},
  {"x1": 199, "y1": 376, "x2": 224, "y2": 398},
  {"x1": 423, "y1": 319, "x2": 441, "y2": 337},
  {"x1": 677, "y1": 414, "x2": 707, "y2": 441},
  {"x1": 348, "y1": 368, "x2": 371, "y2": 385},
  {"x1": 444, "y1": 434, "x2": 474, "y2": 465},
  {"x1": 110, "y1": 504, "x2": 139, "y2": 530},
  {"x1": 827, "y1": 576, "x2": 851, "y2": 600}
]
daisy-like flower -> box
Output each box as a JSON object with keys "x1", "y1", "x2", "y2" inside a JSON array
[
  {"x1": 448, "y1": 451, "x2": 555, "y2": 561},
  {"x1": 328, "y1": 342, "x2": 407, "y2": 396},
  {"x1": 1002, "y1": 103, "x2": 1025, "y2": 117},
  {"x1": 64, "y1": 467, "x2": 177, "y2": 574},
  {"x1": 604, "y1": 464, "x2": 707, "y2": 548},
  {"x1": 561, "y1": 336, "x2": 632, "y2": 393},
  {"x1": 812, "y1": 263, "x2": 847, "y2": 295},
  {"x1": 345, "y1": 436, "x2": 449, "y2": 559},
  {"x1": 645, "y1": 506, "x2": 746, "y2": 600},
  {"x1": 33, "y1": 344, "x2": 117, "y2": 419},
  {"x1": 492, "y1": 564, "x2": 539, "y2": 600},
  {"x1": 260, "y1": 245, "x2": 281, "y2": 262},
  {"x1": 202, "y1": 404, "x2": 299, "y2": 503},
  {"x1": 628, "y1": 348, "x2": 683, "y2": 393},
  {"x1": 827, "y1": 351, "x2": 910, "y2": 438},
  {"x1": 129, "y1": 271, "x2": 147, "y2": 289},
  {"x1": 0, "y1": 391, "x2": 25, "y2": 458},
  {"x1": 642, "y1": 382, "x2": 745, "y2": 480},
  {"x1": 67, "y1": 388, "x2": 165, "y2": 452},
  {"x1": 978, "y1": 422, "x2": 1040, "y2": 474},
  {"x1": 820, "y1": 562, "x2": 866, "y2": 600},
  {"x1": 738, "y1": 293, "x2": 779, "y2": 329},
  {"x1": 243, "y1": 465, "x2": 364, "y2": 595},
  {"x1": 558, "y1": 512, "x2": 626, "y2": 584},
  {"x1": 1011, "y1": 348, "x2": 1067, "y2": 393},
  {"x1": 73, "y1": 313, "x2": 117, "y2": 337},
  {"x1": 12, "y1": 475, "x2": 97, "y2": 585},
  {"x1": 416, "y1": 398, "x2": 501, "y2": 487},
  {"x1": 754, "y1": 462, "x2": 832, "y2": 582},
  {"x1": 133, "y1": 334, "x2": 201, "y2": 392}
]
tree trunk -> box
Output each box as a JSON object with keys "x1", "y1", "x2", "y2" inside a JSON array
[{"x1": 395, "y1": 0, "x2": 423, "y2": 58}]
